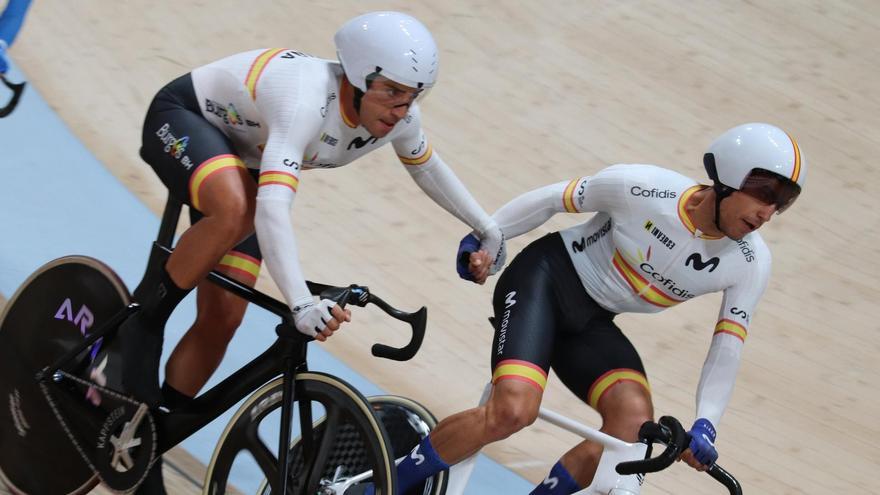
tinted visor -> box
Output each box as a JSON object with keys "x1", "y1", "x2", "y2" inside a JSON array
[
  {"x1": 364, "y1": 74, "x2": 429, "y2": 108},
  {"x1": 739, "y1": 169, "x2": 801, "y2": 213}
]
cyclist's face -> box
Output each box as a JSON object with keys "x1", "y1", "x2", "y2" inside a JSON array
[
  {"x1": 720, "y1": 190, "x2": 778, "y2": 240},
  {"x1": 359, "y1": 77, "x2": 421, "y2": 138}
]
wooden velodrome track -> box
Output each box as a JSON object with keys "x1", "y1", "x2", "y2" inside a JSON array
[{"x1": 5, "y1": 0, "x2": 879, "y2": 493}]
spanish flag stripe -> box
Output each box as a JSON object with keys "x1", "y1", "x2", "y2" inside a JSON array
[
  {"x1": 496, "y1": 359, "x2": 548, "y2": 377},
  {"x1": 714, "y1": 319, "x2": 748, "y2": 342},
  {"x1": 787, "y1": 132, "x2": 802, "y2": 183},
  {"x1": 219, "y1": 253, "x2": 261, "y2": 278},
  {"x1": 612, "y1": 251, "x2": 680, "y2": 308},
  {"x1": 259, "y1": 171, "x2": 299, "y2": 192},
  {"x1": 399, "y1": 144, "x2": 434, "y2": 166},
  {"x1": 245, "y1": 49, "x2": 285, "y2": 100},
  {"x1": 493, "y1": 374, "x2": 545, "y2": 392},
  {"x1": 217, "y1": 264, "x2": 259, "y2": 285},
  {"x1": 188, "y1": 155, "x2": 246, "y2": 211},
  {"x1": 587, "y1": 369, "x2": 650, "y2": 409},
  {"x1": 492, "y1": 361, "x2": 548, "y2": 390},
  {"x1": 562, "y1": 179, "x2": 579, "y2": 213}
]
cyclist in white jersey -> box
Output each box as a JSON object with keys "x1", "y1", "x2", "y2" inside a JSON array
[
  {"x1": 116, "y1": 11, "x2": 505, "y2": 494},
  {"x1": 354, "y1": 123, "x2": 806, "y2": 495}
]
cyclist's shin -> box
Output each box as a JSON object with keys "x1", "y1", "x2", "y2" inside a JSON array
[
  {"x1": 121, "y1": 264, "x2": 191, "y2": 406},
  {"x1": 572, "y1": 442, "x2": 647, "y2": 495}
]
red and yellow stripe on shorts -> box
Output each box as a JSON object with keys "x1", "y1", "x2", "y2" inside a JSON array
[
  {"x1": 714, "y1": 319, "x2": 747, "y2": 342},
  {"x1": 587, "y1": 368, "x2": 650, "y2": 410},
  {"x1": 492, "y1": 359, "x2": 548, "y2": 392},
  {"x1": 245, "y1": 48, "x2": 285, "y2": 100},
  {"x1": 188, "y1": 155, "x2": 248, "y2": 211},
  {"x1": 398, "y1": 143, "x2": 433, "y2": 166},
  {"x1": 217, "y1": 251, "x2": 261, "y2": 285}
]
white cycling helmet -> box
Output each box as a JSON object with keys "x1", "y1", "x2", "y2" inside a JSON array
[
  {"x1": 704, "y1": 122, "x2": 806, "y2": 214},
  {"x1": 334, "y1": 11, "x2": 439, "y2": 92}
]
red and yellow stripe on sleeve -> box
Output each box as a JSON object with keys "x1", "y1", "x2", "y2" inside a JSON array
[
  {"x1": 492, "y1": 359, "x2": 548, "y2": 392},
  {"x1": 398, "y1": 143, "x2": 433, "y2": 166},
  {"x1": 188, "y1": 155, "x2": 247, "y2": 211},
  {"x1": 562, "y1": 178, "x2": 582, "y2": 213},
  {"x1": 714, "y1": 319, "x2": 747, "y2": 342},
  {"x1": 258, "y1": 170, "x2": 299, "y2": 193},
  {"x1": 245, "y1": 49, "x2": 285, "y2": 100},
  {"x1": 587, "y1": 369, "x2": 650, "y2": 409}
]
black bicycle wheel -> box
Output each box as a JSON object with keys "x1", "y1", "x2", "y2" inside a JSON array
[
  {"x1": 367, "y1": 395, "x2": 448, "y2": 495},
  {"x1": 204, "y1": 373, "x2": 397, "y2": 494},
  {"x1": 0, "y1": 256, "x2": 130, "y2": 495},
  {"x1": 254, "y1": 394, "x2": 447, "y2": 495}
]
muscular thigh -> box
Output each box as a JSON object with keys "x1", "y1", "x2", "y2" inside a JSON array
[
  {"x1": 489, "y1": 238, "x2": 561, "y2": 393},
  {"x1": 140, "y1": 73, "x2": 250, "y2": 213},
  {"x1": 142, "y1": 74, "x2": 263, "y2": 285},
  {"x1": 551, "y1": 317, "x2": 648, "y2": 410}
]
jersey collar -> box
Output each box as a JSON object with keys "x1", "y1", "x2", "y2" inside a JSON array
[{"x1": 677, "y1": 185, "x2": 724, "y2": 240}]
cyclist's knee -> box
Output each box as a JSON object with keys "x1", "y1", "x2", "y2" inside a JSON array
[
  {"x1": 485, "y1": 383, "x2": 541, "y2": 440},
  {"x1": 597, "y1": 382, "x2": 653, "y2": 442}
]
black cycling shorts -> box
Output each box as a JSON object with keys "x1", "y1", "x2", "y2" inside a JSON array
[
  {"x1": 139, "y1": 73, "x2": 261, "y2": 283},
  {"x1": 490, "y1": 232, "x2": 650, "y2": 409}
]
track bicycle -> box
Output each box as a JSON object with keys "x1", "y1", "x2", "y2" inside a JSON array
[
  {"x1": 0, "y1": 196, "x2": 446, "y2": 495},
  {"x1": 444, "y1": 384, "x2": 743, "y2": 495}
]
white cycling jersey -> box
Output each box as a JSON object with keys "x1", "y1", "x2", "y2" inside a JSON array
[
  {"x1": 493, "y1": 164, "x2": 772, "y2": 425},
  {"x1": 188, "y1": 49, "x2": 498, "y2": 312}
]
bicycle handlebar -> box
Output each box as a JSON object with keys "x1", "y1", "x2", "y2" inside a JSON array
[
  {"x1": 308, "y1": 282, "x2": 427, "y2": 362},
  {"x1": 0, "y1": 74, "x2": 26, "y2": 118},
  {"x1": 615, "y1": 416, "x2": 743, "y2": 495}
]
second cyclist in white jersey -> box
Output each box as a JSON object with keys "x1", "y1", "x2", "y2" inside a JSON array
[
  {"x1": 116, "y1": 11, "x2": 505, "y2": 494},
  {"x1": 356, "y1": 123, "x2": 806, "y2": 495}
]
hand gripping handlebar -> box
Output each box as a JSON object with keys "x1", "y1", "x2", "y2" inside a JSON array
[{"x1": 615, "y1": 416, "x2": 743, "y2": 495}]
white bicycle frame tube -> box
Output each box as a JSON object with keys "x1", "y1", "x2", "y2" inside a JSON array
[{"x1": 444, "y1": 383, "x2": 645, "y2": 495}]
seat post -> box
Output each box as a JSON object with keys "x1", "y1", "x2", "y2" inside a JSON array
[
  {"x1": 156, "y1": 195, "x2": 183, "y2": 249},
  {"x1": 135, "y1": 196, "x2": 182, "y2": 290}
]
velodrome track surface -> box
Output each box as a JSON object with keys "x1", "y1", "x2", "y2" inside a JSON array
[{"x1": 3, "y1": 1, "x2": 880, "y2": 493}]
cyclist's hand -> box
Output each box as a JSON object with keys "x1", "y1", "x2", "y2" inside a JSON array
[
  {"x1": 456, "y1": 228, "x2": 506, "y2": 284},
  {"x1": 293, "y1": 298, "x2": 351, "y2": 341},
  {"x1": 481, "y1": 225, "x2": 507, "y2": 276},
  {"x1": 680, "y1": 418, "x2": 718, "y2": 471}
]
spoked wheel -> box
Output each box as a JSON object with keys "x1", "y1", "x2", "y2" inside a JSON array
[
  {"x1": 204, "y1": 373, "x2": 397, "y2": 494},
  {"x1": 0, "y1": 256, "x2": 130, "y2": 495}
]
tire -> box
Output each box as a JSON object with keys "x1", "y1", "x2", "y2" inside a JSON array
[
  {"x1": 204, "y1": 373, "x2": 397, "y2": 494},
  {"x1": 0, "y1": 256, "x2": 130, "y2": 495},
  {"x1": 367, "y1": 395, "x2": 448, "y2": 495},
  {"x1": 253, "y1": 394, "x2": 447, "y2": 495}
]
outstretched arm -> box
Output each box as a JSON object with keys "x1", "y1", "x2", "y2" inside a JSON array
[{"x1": 492, "y1": 177, "x2": 589, "y2": 239}]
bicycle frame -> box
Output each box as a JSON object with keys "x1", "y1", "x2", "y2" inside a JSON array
[
  {"x1": 35, "y1": 196, "x2": 427, "y2": 494},
  {"x1": 444, "y1": 383, "x2": 743, "y2": 495}
]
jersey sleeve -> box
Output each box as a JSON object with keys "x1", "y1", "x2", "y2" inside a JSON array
[
  {"x1": 251, "y1": 57, "x2": 326, "y2": 311},
  {"x1": 390, "y1": 108, "x2": 498, "y2": 237},
  {"x1": 695, "y1": 240, "x2": 772, "y2": 426},
  {"x1": 492, "y1": 164, "x2": 632, "y2": 239}
]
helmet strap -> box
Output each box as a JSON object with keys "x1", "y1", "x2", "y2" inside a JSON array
[
  {"x1": 353, "y1": 70, "x2": 381, "y2": 116},
  {"x1": 712, "y1": 183, "x2": 734, "y2": 232},
  {"x1": 352, "y1": 87, "x2": 364, "y2": 114}
]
